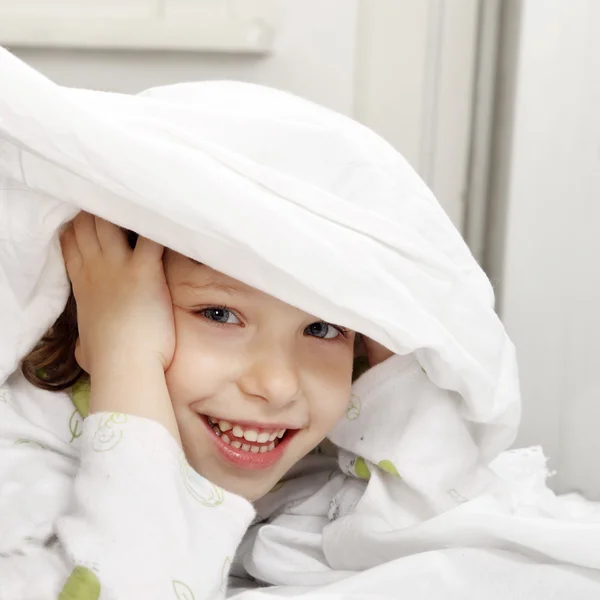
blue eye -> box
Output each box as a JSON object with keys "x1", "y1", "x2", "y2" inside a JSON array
[
  {"x1": 201, "y1": 307, "x2": 240, "y2": 325},
  {"x1": 305, "y1": 322, "x2": 341, "y2": 339}
]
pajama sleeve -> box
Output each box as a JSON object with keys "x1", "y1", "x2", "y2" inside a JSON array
[{"x1": 0, "y1": 402, "x2": 255, "y2": 600}]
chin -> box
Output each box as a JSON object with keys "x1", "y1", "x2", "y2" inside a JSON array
[
  {"x1": 215, "y1": 472, "x2": 276, "y2": 503},
  {"x1": 180, "y1": 412, "x2": 316, "y2": 501}
]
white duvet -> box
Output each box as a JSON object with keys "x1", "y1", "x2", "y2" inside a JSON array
[{"x1": 1, "y1": 47, "x2": 600, "y2": 599}]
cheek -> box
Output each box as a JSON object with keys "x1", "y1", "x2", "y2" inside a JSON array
[
  {"x1": 302, "y1": 345, "x2": 354, "y2": 429},
  {"x1": 165, "y1": 311, "x2": 239, "y2": 403}
]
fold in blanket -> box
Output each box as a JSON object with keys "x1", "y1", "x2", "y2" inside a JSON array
[{"x1": 2, "y1": 48, "x2": 600, "y2": 599}]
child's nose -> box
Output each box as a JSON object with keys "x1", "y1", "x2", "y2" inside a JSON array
[{"x1": 237, "y1": 343, "x2": 301, "y2": 408}]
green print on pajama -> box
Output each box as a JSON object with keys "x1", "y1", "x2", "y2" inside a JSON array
[
  {"x1": 58, "y1": 566, "x2": 101, "y2": 600},
  {"x1": 173, "y1": 580, "x2": 196, "y2": 600},
  {"x1": 179, "y1": 453, "x2": 225, "y2": 507},
  {"x1": 14, "y1": 438, "x2": 47, "y2": 450},
  {"x1": 68, "y1": 409, "x2": 84, "y2": 443},
  {"x1": 221, "y1": 557, "x2": 232, "y2": 593},
  {"x1": 346, "y1": 394, "x2": 361, "y2": 420},
  {"x1": 71, "y1": 376, "x2": 91, "y2": 418},
  {"x1": 69, "y1": 376, "x2": 90, "y2": 443},
  {"x1": 378, "y1": 460, "x2": 400, "y2": 477},
  {"x1": 93, "y1": 413, "x2": 128, "y2": 452},
  {"x1": 353, "y1": 457, "x2": 401, "y2": 480},
  {"x1": 354, "y1": 457, "x2": 371, "y2": 480}
]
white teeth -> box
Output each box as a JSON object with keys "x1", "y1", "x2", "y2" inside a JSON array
[
  {"x1": 209, "y1": 416, "x2": 286, "y2": 448},
  {"x1": 243, "y1": 429, "x2": 259, "y2": 442},
  {"x1": 216, "y1": 430, "x2": 278, "y2": 452}
]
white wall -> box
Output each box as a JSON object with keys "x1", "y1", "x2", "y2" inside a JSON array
[
  {"x1": 354, "y1": 0, "x2": 480, "y2": 229},
  {"x1": 489, "y1": 0, "x2": 600, "y2": 496},
  {"x1": 10, "y1": 0, "x2": 359, "y2": 115}
]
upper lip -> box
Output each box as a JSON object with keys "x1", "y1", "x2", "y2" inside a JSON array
[{"x1": 203, "y1": 414, "x2": 301, "y2": 431}]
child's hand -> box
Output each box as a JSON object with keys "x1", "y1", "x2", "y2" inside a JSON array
[
  {"x1": 61, "y1": 212, "x2": 175, "y2": 374},
  {"x1": 60, "y1": 212, "x2": 180, "y2": 442}
]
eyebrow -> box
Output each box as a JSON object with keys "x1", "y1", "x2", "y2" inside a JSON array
[
  {"x1": 176, "y1": 255, "x2": 253, "y2": 297},
  {"x1": 176, "y1": 259, "x2": 245, "y2": 295},
  {"x1": 178, "y1": 279, "x2": 245, "y2": 296}
]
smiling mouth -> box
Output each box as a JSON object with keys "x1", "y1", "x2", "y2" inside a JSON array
[
  {"x1": 206, "y1": 416, "x2": 286, "y2": 453},
  {"x1": 198, "y1": 414, "x2": 297, "y2": 470}
]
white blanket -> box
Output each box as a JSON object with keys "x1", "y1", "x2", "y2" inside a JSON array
[{"x1": 1, "y1": 47, "x2": 600, "y2": 599}]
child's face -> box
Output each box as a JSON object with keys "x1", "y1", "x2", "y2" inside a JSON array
[{"x1": 163, "y1": 251, "x2": 355, "y2": 501}]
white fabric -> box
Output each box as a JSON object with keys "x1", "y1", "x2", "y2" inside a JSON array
[
  {"x1": 0, "y1": 374, "x2": 254, "y2": 599},
  {"x1": 1, "y1": 47, "x2": 600, "y2": 599}
]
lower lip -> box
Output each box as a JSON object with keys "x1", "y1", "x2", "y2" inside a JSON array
[{"x1": 198, "y1": 415, "x2": 295, "y2": 471}]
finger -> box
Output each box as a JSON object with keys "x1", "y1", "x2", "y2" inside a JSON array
[
  {"x1": 363, "y1": 337, "x2": 394, "y2": 368},
  {"x1": 73, "y1": 211, "x2": 101, "y2": 259},
  {"x1": 133, "y1": 235, "x2": 165, "y2": 264},
  {"x1": 94, "y1": 217, "x2": 130, "y2": 260},
  {"x1": 60, "y1": 222, "x2": 83, "y2": 279}
]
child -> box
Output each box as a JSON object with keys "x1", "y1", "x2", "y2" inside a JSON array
[
  {"x1": 2, "y1": 48, "x2": 600, "y2": 600},
  {"x1": 36, "y1": 211, "x2": 386, "y2": 502},
  {"x1": 3, "y1": 210, "x2": 388, "y2": 598}
]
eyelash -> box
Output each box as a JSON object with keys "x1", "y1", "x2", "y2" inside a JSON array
[
  {"x1": 194, "y1": 305, "x2": 239, "y2": 323},
  {"x1": 194, "y1": 305, "x2": 349, "y2": 339}
]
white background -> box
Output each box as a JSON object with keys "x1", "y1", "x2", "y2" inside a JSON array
[{"x1": 488, "y1": 0, "x2": 600, "y2": 497}]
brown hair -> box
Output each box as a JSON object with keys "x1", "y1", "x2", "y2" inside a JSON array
[
  {"x1": 21, "y1": 290, "x2": 83, "y2": 391},
  {"x1": 20, "y1": 229, "x2": 141, "y2": 392}
]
